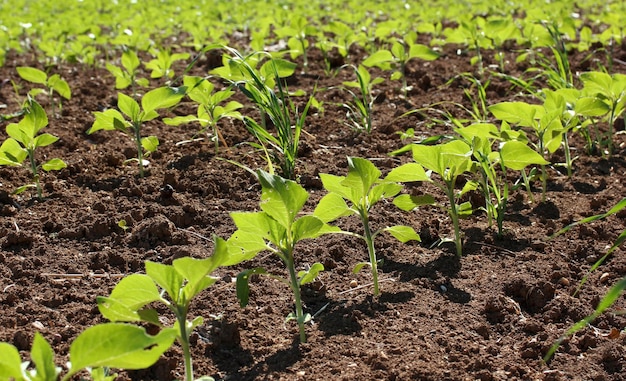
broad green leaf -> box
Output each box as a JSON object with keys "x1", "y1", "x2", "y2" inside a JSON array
[
  {"x1": 227, "y1": 229, "x2": 269, "y2": 258},
  {"x1": 33, "y1": 133, "x2": 59, "y2": 148},
  {"x1": 97, "y1": 274, "x2": 161, "y2": 322},
  {"x1": 23, "y1": 100, "x2": 49, "y2": 137},
  {"x1": 384, "y1": 162, "x2": 430, "y2": 182},
  {"x1": 0, "y1": 342, "x2": 23, "y2": 380},
  {"x1": 408, "y1": 44, "x2": 439, "y2": 61},
  {"x1": 145, "y1": 261, "x2": 184, "y2": 304},
  {"x1": 313, "y1": 192, "x2": 353, "y2": 223},
  {"x1": 489, "y1": 102, "x2": 540, "y2": 127},
  {"x1": 89, "y1": 109, "x2": 127, "y2": 133},
  {"x1": 68, "y1": 324, "x2": 177, "y2": 373},
  {"x1": 319, "y1": 173, "x2": 351, "y2": 200},
  {"x1": 121, "y1": 50, "x2": 140, "y2": 72},
  {"x1": 41, "y1": 158, "x2": 66, "y2": 171},
  {"x1": 393, "y1": 194, "x2": 436, "y2": 211},
  {"x1": 236, "y1": 267, "x2": 268, "y2": 307},
  {"x1": 163, "y1": 115, "x2": 199, "y2": 126},
  {"x1": 575, "y1": 97, "x2": 610, "y2": 117},
  {"x1": 141, "y1": 86, "x2": 187, "y2": 114},
  {"x1": 6, "y1": 123, "x2": 31, "y2": 145},
  {"x1": 369, "y1": 182, "x2": 403, "y2": 205},
  {"x1": 230, "y1": 211, "x2": 273, "y2": 237},
  {"x1": 174, "y1": 256, "x2": 221, "y2": 301},
  {"x1": 298, "y1": 262, "x2": 324, "y2": 285},
  {"x1": 31, "y1": 332, "x2": 60, "y2": 381},
  {"x1": 362, "y1": 49, "x2": 393, "y2": 68},
  {"x1": 292, "y1": 215, "x2": 324, "y2": 241},
  {"x1": 384, "y1": 225, "x2": 421, "y2": 243},
  {"x1": 257, "y1": 170, "x2": 308, "y2": 229},
  {"x1": 107, "y1": 64, "x2": 131, "y2": 89},
  {"x1": 499, "y1": 141, "x2": 549, "y2": 170},
  {"x1": 48, "y1": 74, "x2": 71, "y2": 99},
  {"x1": 341, "y1": 157, "x2": 380, "y2": 203},
  {"x1": 117, "y1": 93, "x2": 140, "y2": 121},
  {"x1": 412, "y1": 140, "x2": 472, "y2": 177},
  {"x1": 17, "y1": 66, "x2": 47, "y2": 84},
  {"x1": 0, "y1": 138, "x2": 27, "y2": 166},
  {"x1": 141, "y1": 136, "x2": 159, "y2": 153},
  {"x1": 260, "y1": 58, "x2": 297, "y2": 79}
]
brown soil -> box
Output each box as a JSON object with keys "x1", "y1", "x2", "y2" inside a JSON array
[{"x1": 1, "y1": 41, "x2": 626, "y2": 381}]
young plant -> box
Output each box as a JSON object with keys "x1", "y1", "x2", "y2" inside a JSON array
[
  {"x1": 214, "y1": 47, "x2": 309, "y2": 179},
  {"x1": 395, "y1": 140, "x2": 476, "y2": 256},
  {"x1": 314, "y1": 157, "x2": 426, "y2": 296},
  {"x1": 362, "y1": 33, "x2": 439, "y2": 96},
  {"x1": 88, "y1": 86, "x2": 186, "y2": 177},
  {"x1": 340, "y1": 65, "x2": 384, "y2": 133},
  {"x1": 0, "y1": 98, "x2": 66, "y2": 200},
  {"x1": 455, "y1": 123, "x2": 549, "y2": 236},
  {"x1": 231, "y1": 170, "x2": 336, "y2": 343},
  {"x1": 274, "y1": 15, "x2": 317, "y2": 70},
  {"x1": 164, "y1": 75, "x2": 243, "y2": 153},
  {"x1": 0, "y1": 325, "x2": 176, "y2": 381},
  {"x1": 488, "y1": 99, "x2": 565, "y2": 202},
  {"x1": 145, "y1": 48, "x2": 191, "y2": 84},
  {"x1": 16, "y1": 66, "x2": 71, "y2": 116},
  {"x1": 97, "y1": 236, "x2": 243, "y2": 381},
  {"x1": 577, "y1": 71, "x2": 626, "y2": 157},
  {"x1": 106, "y1": 49, "x2": 150, "y2": 98}
]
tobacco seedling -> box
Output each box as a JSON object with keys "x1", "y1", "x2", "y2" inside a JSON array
[
  {"x1": 0, "y1": 324, "x2": 176, "y2": 381},
  {"x1": 0, "y1": 98, "x2": 66, "y2": 200},
  {"x1": 214, "y1": 47, "x2": 309, "y2": 179},
  {"x1": 106, "y1": 49, "x2": 150, "y2": 98},
  {"x1": 16, "y1": 66, "x2": 71, "y2": 116},
  {"x1": 88, "y1": 86, "x2": 186, "y2": 177},
  {"x1": 578, "y1": 71, "x2": 626, "y2": 157},
  {"x1": 362, "y1": 34, "x2": 439, "y2": 96},
  {"x1": 314, "y1": 157, "x2": 426, "y2": 296},
  {"x1": 164, "y1": 75, "x2": 243, "y2": 153},
  {"x1": 145, "y1": 48, "x2": 190, "y2": 84},
  {"x1": 395, "y1": 140, "x2": 476, "y2": 256},
  {"x1": 231, "y1": 170, "x2": 337, "y2": 343},
  {"x1": 339, "y1": 65, "x2": 384, "y2": 133},
  {"x1": 274, "y1": 15, "x2": 316, "y2": 70},
  {"x1": 456, "y1": 123, "x2": 549, "y2": 236},
  {"x1": 97, "y1": 236, "x2": 244, "y2": 381},
  {"x1": 488, "y1": 100, "x2": 564, "y2": 202}
]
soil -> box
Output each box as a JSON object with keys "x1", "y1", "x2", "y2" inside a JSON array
[{"x1": 1, "y1": 39, "x2": 626, "y2": 381}]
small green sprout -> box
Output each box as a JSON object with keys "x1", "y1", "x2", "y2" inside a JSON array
[
  {"x1": 315, "y1": 157, "x2": 426, "y2": 296},
  {"x1": 88, "y1": 86, "x2": 187, "y2": 177},
  {"x1": 0, "y1": 99, "x2": 67, "y2": 200},
  {"x1": 16, "y1": 66, "x2": 71, "y2": 116},
  {"x1": 105, "y1": 49, "x2": 150, "y2": 98}
]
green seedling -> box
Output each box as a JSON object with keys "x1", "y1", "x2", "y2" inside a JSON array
[
  {"x1": 340, "y1": 65, "x2": 384, "y2": 133},
  {"x1": 456, "y1": 123, "x2": 549, "y2": 236},
  {"x1": 362, "y1": 33, "x2": 439, "y2": 96},
  {"x1": 488, "y1": 99, "x2": 565, "y2": 202},
  {"x1": 106, "y1": 49, "x2": 150, "y2": 98},
  {"x1": 395, "y1": 140, "x2": 476, "y2": 256},
  {"x1": 88, "y1": 86, "x2": 186, "y2": 177},
  {"x1": 214, "y1": 47, "x2": 309, "y2": 179},
  {"x1": 97, "y1": 236, "x2": 244, "y2": 381},
  {"x1": 145, "y1": 48, "x2": 190, "y2": 84},
  {"x1": 16, "y1": 66, "x2": 71, "y2": 116},
  {"x1": 164, "y1": 75, "x2": 243, "y2": 153},
  {"x1": 231, "y1": 170, "x2": 337, "y2": 343},
  {"x1": 274, "y1": 15, "x2": 317, "y2": 70},
  {"x1": 577, "y1": 71, "x2": 626, "y2": 156},
  {"x1": 0, "y1": 325, "x2": 176, "y2": 381},
  {"x1": 315, "y1": 157, "x2": 426, "y2": 296},
  {"x1": 0, "y1": 99, "x2": 66, "y2": 200}
]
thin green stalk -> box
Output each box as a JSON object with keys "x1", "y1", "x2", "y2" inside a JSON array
[
  {"x1": 563, "y1": 133, "x2": 573, "y2": 178},
  {"x1": 175, "y1": 307, "x2": 194, "y2": 381},
  {"x1": 359, "y1": 210, "x2": 379, "y2": 296},
  {"x1": 133, "y1": 122, "x2": 144, "y2": 178},
  {"x1": 445, "y1": 181, "x2": 463, "y2": 257},
  {"x1": 28, "y1": 148, "x2": 41, "y2": 200},
  {"x1": 286, "y1": 254, "x2": 306, "y2": 343}
]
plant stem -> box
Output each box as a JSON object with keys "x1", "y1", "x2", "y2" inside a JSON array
[
  {"x1": 176, "y1": 308, "x2": 194, "y2": 381},
  {"x1": 133, "y1": 122, "x2": 144, "y2": 178},
  {"x1": 445, "y1": 181, "x2": 463, "y2": 257},
  {"x1": 286, "y1": 255, "x2": 306, "y2": 343},
  {"x1": 28, "y1": 149, "x2": 42, "y2": 200},
  {"x1": 359, "y1": 210, "x2": 380, "y2": 296}
]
